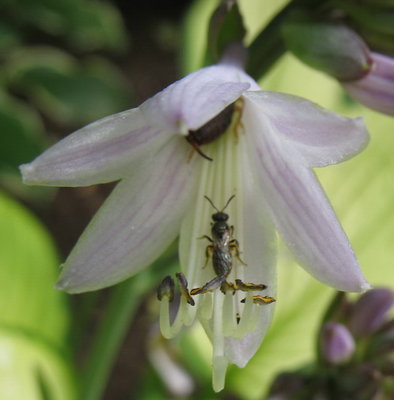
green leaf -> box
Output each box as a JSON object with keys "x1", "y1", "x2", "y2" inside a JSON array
[
  {"x1": 6, "y1": 47, "x2": 131, "y2": 125},
  {"x1": 3, "y1": 0, "x2": 128, "y2": 52},
  {"x1": 0, "y1": 92, "x2": 46, "y2": 171},
  {"x1": 0, "y1": 19, "x2": 21, "y2": 52},
  {"x1": 0, "y1": 190, "x2": 75, "y2": 399}
]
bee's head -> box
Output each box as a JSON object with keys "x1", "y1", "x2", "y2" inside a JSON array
[{"x1": 212, "y1": 212, "x2": 229, "y2": 222}]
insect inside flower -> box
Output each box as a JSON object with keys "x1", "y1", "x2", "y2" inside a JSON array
[
  {"x1": 158, "y1": 194, "x2": 275, "y2": 329},
  {"x1": 20, "y1": 58, "x2": 371, "y2": 391}
]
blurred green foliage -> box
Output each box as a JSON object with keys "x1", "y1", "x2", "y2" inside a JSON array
[
  {"x1": 0, "y1": 191, "x2": 75, "y2": 399},
  {"x1": 0, "y1": 0, "x2": 130, "y2": 178},
  {"x1": 0, "y1": 0, "x2": 132, "y2": 398}
]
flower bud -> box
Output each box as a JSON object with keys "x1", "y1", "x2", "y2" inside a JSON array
[
  {"x1": 321, "y1": 322, "x2": 355, "y2": 364},
  {"x1": 342, "y1": 52, "x2": 394, "y2": 116},
  {"x1": 349, "y1": 288, "x2": 394, "y2": 337},
  {"x1": 281, "y1": 11, "x2": 372, "y2": 81},
  {"x1": 208, "y1": 0, "x2": 247, "y2": 64}
]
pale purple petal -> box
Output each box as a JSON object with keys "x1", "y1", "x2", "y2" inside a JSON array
[
  {"x1": 349, "y1": 288, "x2": 394, "y2": 337},
  {"x1": 244, "y1": 97, "x2": 370, "y2": 292},
  {"x1": 20, "y1": 108, "x2": 167, "y2": 187},
  {"x1": 342, "y1": 52, "x2": 394, "y2": 116},
  {"x1": 225, "y1": 162, "x2": 277, "y2": 367},
  {"x1": 56, "y1": 138, "x2": 198, "y2": 293},
  {"x1": 244, "y1": 91, "x2": 369, "y2": 167},
  {"x1": 140, "y1": 65, "x2": 251, "y2": 133}
]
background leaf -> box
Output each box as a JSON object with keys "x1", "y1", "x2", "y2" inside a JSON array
[
  {"x1": 5, "y1": 47, "x2": 131, "y2": 124},
  {"x1": 0, "y1": 191, "x2": 75, "y2": 399}
]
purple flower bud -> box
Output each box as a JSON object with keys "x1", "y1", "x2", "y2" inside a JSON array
[
  {"x1": 321, "y1": 322, "x2": 355, "y2": 364},
  {"x1": 342, "y1": 53, "x2": 394, "y2": 116},
  {"x1": 349, "y1": 288, "x2": 394, "y2": 337}
]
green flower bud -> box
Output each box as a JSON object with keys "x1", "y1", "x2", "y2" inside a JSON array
[{"x1": 281, "y1": 11, "x2": 373, "y2": 81}]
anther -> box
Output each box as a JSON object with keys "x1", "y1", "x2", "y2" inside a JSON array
[
  {"x1": 235, "y1": 279, "x2": 267, "y2": 292},
  {"x1": 241, "y1": 295, "x2": 276, "y2": 305},
  {"x1": 176, "y1": 272, "x2": 195, "y2": 306},
  {"x1": 157, "y1": 276, "x2": 175, "y2": 302}
]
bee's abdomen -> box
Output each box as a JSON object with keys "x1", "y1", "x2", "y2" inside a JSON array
[{"x1": 212, "y1": 247, "x2": 232, "y2": 277}]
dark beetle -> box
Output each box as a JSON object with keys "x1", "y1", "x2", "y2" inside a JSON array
[{"x1": 186, "y1": 103, "x2": 235, "y2": 161}]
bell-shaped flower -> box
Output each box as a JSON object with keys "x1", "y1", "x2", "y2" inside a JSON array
[
  {"x1": 20, "y1": 61, "x2": 370, "y2": 391},
  {"x1": 342, "y1": 52, "x2": 394, "y2": 116}
]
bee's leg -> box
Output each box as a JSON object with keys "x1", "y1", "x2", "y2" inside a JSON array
[
  {"x1": 234, "y1": 279, "x2": 267, "y2": 292},
  {"x1": 202, "y1": 244, "x2": 214, "y2": 268},
  {"x1": 190, "y1": 275, "x2": 226, "y2": 296},
  {"x1": 241, "y1": 295, "x2": 276, "y2": 305},
  {"x1": 199, "y1": 235, "x2": 213, "y2": 242},
  {"x1": 175, "y1": 272, "x2": 195, "y2": 306},
  {"x1": 229, "y1": 239, "x2": 247, "y2": 266}
]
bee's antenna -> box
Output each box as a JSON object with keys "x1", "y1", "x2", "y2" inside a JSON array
[
  {"x1": 204, "y1": 195, "x2": 219, "y2": 212},
  {"x1": 204, "y1": 195, "x2": 235, "y2": 212},
  {"x1": 221, "y1": 194, "x2": 235, "y2": 212}
]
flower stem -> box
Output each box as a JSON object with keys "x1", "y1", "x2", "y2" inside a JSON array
[
  {"x1": 246, "y1": 0, "x2": 333, "y2": 79},
  {"x1": 246, "y1": 4, "x2": 290, "y2": 79},
  {"x1": 80, "y1": 250, "x2": 178, "y2": 400}
]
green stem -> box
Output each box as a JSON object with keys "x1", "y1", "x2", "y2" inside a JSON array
[
  {"x1": 79, "y1": 250, "x2": 178, "y2": 400},
  {"x1": 246, "y1": 4, "x2": 290, "y2": 79},
  {"x1": 246, "y1": 0, "x2": 334, "y2": 79}
]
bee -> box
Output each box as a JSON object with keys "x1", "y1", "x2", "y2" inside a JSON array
[{"x1": 191, "y1": 195, "x2": 268, "y2": 296}]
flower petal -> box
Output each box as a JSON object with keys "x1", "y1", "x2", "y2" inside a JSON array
[
  {"x1": 224, "y1": 159, "x2": 277, "y2": 367},
  {"x1": 244, "y1": 97, "x2": 370, "y2": 292},
  {"x1": 56, "y1": 138, "x2": 198, "y2": 293},
  {"x1": 20, "y1": 108, "x2": 167, "y2": 187},
  {"x1": 342, "y1": 53, "x2": 394, "y2": 116},
  {"x1": 244, "y1": 91, "x2": 369, "y2": 167},
  {"x1": 140, "y1": 65, "x2": 251, "y2": 133}
]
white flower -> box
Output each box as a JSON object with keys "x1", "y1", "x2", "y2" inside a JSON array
[{"x1": 20, "y1": 62, "x2": 370, "y2": 391}]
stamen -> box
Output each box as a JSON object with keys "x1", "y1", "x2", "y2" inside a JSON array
[
  {"x1": 222, "y1": 292, "x2": 237, "y2": 336},
  {"x1": 198, "y1": 293, "x2": 213, "y2": 320},
  {"x1": 233, "y1": 292, "x2": 256, "y2": 339},
  {"x1": 212, "y1": 291, "x2": 227, "y2": 392},
  {"x1": 159, "y1": 296, "x2": 191, "y2": 339}
]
